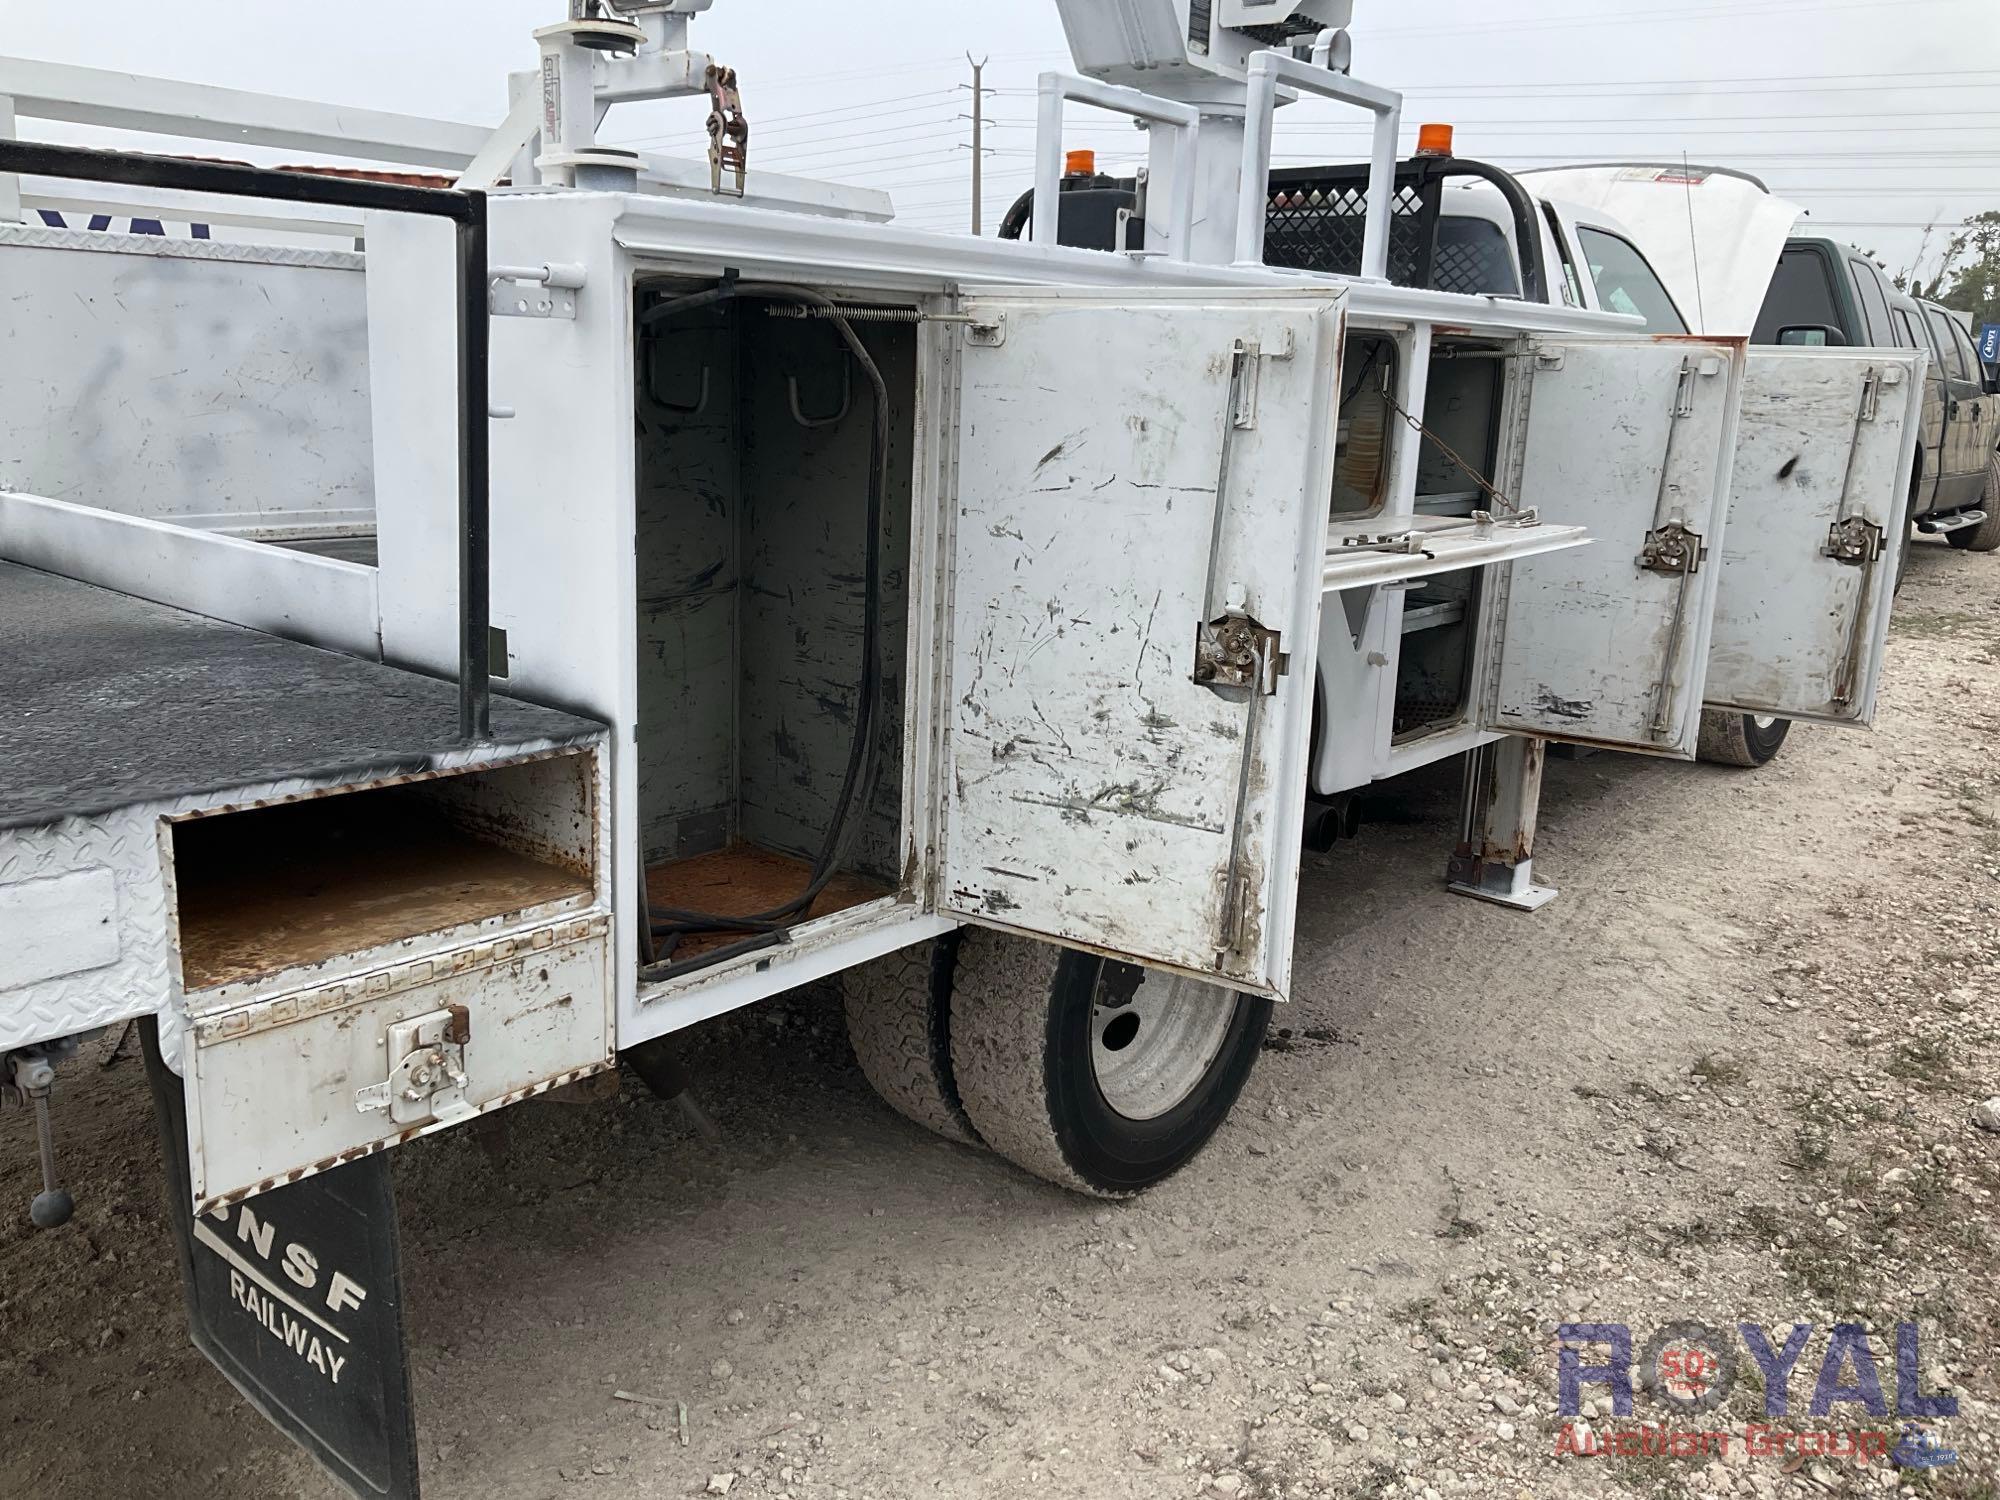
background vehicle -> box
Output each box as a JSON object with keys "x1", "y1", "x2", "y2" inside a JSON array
[{"x1": 1756, "y1": 237, "x2": 2000, "y2": 554}]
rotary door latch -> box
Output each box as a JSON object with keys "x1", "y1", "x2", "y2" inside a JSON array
[
  {"x1": 356, "y1": 1006, "x2": 473, "y2": 1127},
  {"x1": 1636, "y1": 521, "x2": 1707, "y2": 576},
  {"x1": 1194, "y1": 612, "x2": 1285, "y2": 694},
  {"x1": 1823, "y1": 516, "x2": 1885, "y2": 565}
]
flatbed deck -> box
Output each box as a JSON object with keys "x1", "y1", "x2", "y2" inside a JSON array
[{"x1": 0, "y1": 560, "x2": 598, "y2": 831}]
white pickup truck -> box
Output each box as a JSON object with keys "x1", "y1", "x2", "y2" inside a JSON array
[{"x1": 0, "y1": 5, "x2": 1927, "y2": 1493}]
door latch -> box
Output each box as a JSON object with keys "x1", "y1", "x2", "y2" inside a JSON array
[
  {"x1": 356, "y1": 1006, "x2": 472, "y2": 1127},
  {"x1": 1636, "y1": 521, "x2": 1707, "y2": 576},
  {"x1": 1823, "y1": 516, "x2": 1885, "y2": 565},
  {"x1": 1194, "y1": 610, "x2": 1285, "y2": 694}
]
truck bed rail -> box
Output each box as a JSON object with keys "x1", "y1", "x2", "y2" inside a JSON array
[{"x1": 0, "y1": 139, "x2": 494, "y2": 740}]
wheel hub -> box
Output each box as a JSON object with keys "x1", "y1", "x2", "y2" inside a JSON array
[{"x1": 1089, "y1": 967, "x2": 1236, "y2": 1121}]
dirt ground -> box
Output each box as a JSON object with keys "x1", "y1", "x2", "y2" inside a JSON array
[{"x1": 3, "y1": 536, "x2": 1996, "y2": 1500}]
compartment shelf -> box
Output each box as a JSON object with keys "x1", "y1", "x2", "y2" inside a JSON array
[{"x1": 1401, "y1": 599, "x2": 1467, "y2": 635}]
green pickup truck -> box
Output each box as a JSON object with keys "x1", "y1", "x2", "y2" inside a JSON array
[{"x1": 1754, "y1": 236, "x2": 2000, "y2": 556}]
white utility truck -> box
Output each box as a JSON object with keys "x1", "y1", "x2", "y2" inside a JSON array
[{"x1": 0, "y1": 2, "x2": 1925, "y2": 1491}]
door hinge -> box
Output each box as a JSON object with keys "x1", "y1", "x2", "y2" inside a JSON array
[
  {"x1": 489, "y1": 263, "x2": 586, "y2": 321},
  {"x1": 1636, "y1": 521, "x2": 1706, "y2": 576},
  {"x1": 1194, "y1": 611, "x2": 1285, "y2": 694},
  {"x1": 1823, "y1": 515, "x2": 1885, "y2": 565}
]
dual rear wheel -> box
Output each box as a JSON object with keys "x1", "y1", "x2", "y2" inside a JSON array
[
  {"x1": 1696, "y1": 710, "x2": 1791, "y2": 768},
  {"x1": 841, "y1": 929, "x2": 1269, "y2": 1197}
]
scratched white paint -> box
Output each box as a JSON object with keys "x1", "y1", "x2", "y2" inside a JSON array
[
  {"x1": 1704, "y1": 349, "x2": 1926, "y2": 726},
  {"x1": 940, "y1": 288, "x2": 1343, "y2": 999},
  {"x1": 1487, "y1": 339, "x2": 1741, "y2": 758},
  {"x1": 187, "y1": 920, "x2": 610, "y2": 1209}
]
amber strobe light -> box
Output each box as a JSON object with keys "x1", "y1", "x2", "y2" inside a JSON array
[
  {"x1": 1064, "y1": 148, "x2": 1096, "y2": 176},
  {"x1": 1415, "y1": 123, "x2": 1455, "y2": 157}
]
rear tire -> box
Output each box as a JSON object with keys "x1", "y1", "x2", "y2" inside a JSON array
[
  {"x1": 1945, "y1": 455, "x2": 2000, "y2": 551},
  {"x1": 1697, "y1": 710, "x2": 1791, "y2": 768},
  {"x1": 841, "y1": 933, "x2": 982, "y2": 1147},
  {"x1": 948, "y1": 929, "x2": 1269, "y2": 1198}
]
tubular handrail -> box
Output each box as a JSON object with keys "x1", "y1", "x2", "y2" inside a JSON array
[
  {"x1": 1032, "y1": 71, "x2": 1198, "y2": 259},
  {"x1": 0, "y1": 140, "x2": 493, "y2": 742},
  {"x1": 1234, "y1": 50, "x2": 1402, "y2": 277}
]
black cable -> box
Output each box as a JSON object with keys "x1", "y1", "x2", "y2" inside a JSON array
[
  {"x1": 997, "y1": 187, "x2": 1034, "y2": 241},
  {"x1": 636, "y1": 280, "x2": 891, "y2": 980}
]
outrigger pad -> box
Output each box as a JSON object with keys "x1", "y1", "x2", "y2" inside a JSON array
[{"x1": 143, "y1": 1020, "x2": 420, "y2": 1500}]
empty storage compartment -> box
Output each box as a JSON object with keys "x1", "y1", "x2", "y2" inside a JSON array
[
  {"x1": 633, "y1": 282, "x2": 917, "y2": 967},
  {"x1": 170, "y1": 751, "x2": 596, "y2": 990}
]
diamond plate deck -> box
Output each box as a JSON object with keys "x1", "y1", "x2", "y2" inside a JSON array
[{"x1": 0, "y1": 561, "x2": 597, "y2": 830}]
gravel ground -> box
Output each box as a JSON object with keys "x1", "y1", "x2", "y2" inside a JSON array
[{"x1": 2, "y1": 535, "x2": 1995, "y2": 1500}]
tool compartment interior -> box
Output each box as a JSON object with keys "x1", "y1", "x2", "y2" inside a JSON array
[
  {"x1": 631, "y1": 282, "x2": 918, "y2": 968},
  {"x1": 169, "y1": 751, "x2": 596, "y2": 991},
  {"x1": 1395, "y1": 337, "x2": 1510, "y2": 740}
]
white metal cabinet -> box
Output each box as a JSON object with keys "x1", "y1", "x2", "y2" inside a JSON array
[
  {"x1": 935, "y1": 287, "x2": 1344, "y2": 999},
  {"x1": 1482, "y1": 339, "x2": 1742, "y2": 757},
  {"x1": 1703, "y1": 349, "x2": 1925, "y2": 725}
]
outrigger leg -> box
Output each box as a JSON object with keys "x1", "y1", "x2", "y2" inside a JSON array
[{"x1": 1446, "y1": 736, "x2": 1557, "y2": 911}]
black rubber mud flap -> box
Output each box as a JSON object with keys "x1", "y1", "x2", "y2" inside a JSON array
[{"x1": 142, "y1": 1019, "x2": 420, "y2": 1499}]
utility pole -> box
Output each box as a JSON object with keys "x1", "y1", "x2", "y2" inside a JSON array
[{"x1": 967, "y1": 53, "x2": 988, "y2": 236}]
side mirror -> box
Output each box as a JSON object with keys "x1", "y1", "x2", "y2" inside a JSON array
[{"x1": 1777, "y1": 324, "x2": 1846, "y2": 348}]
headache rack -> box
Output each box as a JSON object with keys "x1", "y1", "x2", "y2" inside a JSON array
[{"x1": 1263, "y1": 155, "x2": 1548, "y2": 304}]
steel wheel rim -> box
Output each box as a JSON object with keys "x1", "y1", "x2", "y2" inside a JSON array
[
  {"x1": 1751, "y1": 715, "x2": 1779, "y2": 732},
  {"x1": 1089, "y1": 967, "x2": 1237, "y2": 1121}
]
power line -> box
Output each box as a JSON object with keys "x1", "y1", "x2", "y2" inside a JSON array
[
  {"x1": 753, "y1": 133, "x2": 965, "y2": 168},
  {"x1": 606, "y1": 89, "x2": 959, "y2": 149},
  {"x1": 988, "y1": 125, "x2": 2000, "y2": 145},
  {"x1": 1354, "y1": 0, "x2": 1968, "y2": 40},
  {"x1": 990, "y1": 71, "x2": 2000, "y2": 103},
  {"x1": 994, "y1": 108, "x2": 2000, "y2": 129}
]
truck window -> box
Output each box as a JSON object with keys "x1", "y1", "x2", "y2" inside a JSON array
[
  {"x1": 1848, "y1": 259, "x2": 1891, "y2": 345},
  {"x1": 1576, "y1": 227, "x2": 1686, "y2": 333},
  {"x1": 1434, "y1": 215, "x2": 1521, "y2": 297},
  {"x1": 1925, "y1": 306, "x2": 1972, "y2": 381},
  {"x1": 1540, "y1": 203, "x2": 1585, "y2": 307},
  {"x1": 1752, "y1": 246, "x2": 1841, "y2": 343},
  {"x1": 1946, "y1": 316, "x2": 1985, "y2": 384},
  {"x1": 1910, "y1": 307, "x2": 1948, "y2": 372},
  {"x1": 1891, "y1": 306, "x2": 1921, "y2": 351}
]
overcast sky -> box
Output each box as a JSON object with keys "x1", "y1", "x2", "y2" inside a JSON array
[{"x1": 7, "y1": 0, "x2": 1999, "y2": 279}]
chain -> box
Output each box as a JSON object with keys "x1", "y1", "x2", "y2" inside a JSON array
[{"x1": 1380, "y1": 387, "x2": 1526, "y2": 520}]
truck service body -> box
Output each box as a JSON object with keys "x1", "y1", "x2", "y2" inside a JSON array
[{"x1": 0, "y1": 3, "x2": 1929, "y2": 1491}]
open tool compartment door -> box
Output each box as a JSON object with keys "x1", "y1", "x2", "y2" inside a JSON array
[
  {"x1": 1479, "y1": 338, "x2": 1743, "y2": 757},
  {"x1": 931, "y1": 286, "x2": 1343, "y2": 1000},
  {"x1": 1703, "y1": 348, "x2": 1925, "y2": 726}
]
